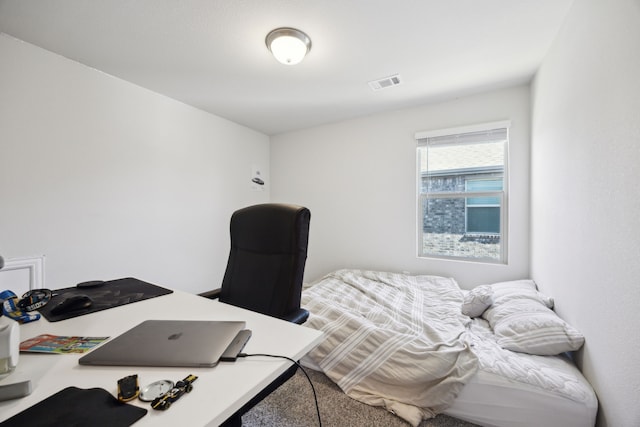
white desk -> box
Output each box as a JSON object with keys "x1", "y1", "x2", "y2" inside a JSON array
[{"x1": 0, "y1": 289, "x2": 323, "y2": 426}]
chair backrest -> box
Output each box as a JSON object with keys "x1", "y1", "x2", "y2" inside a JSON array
[{"x1": 219, "y1": 203, "x2": 310, "y2": 321}]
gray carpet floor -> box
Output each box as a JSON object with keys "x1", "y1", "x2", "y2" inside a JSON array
[{"x1": 243, "y1": 368, "x2": 479, "y2": 427}]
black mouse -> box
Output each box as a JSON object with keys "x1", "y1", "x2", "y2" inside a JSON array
[{"x1": 50, "y1": 295, "x2": 93, "y2": 315}]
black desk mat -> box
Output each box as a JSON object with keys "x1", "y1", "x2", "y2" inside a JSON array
[
  {"x1": 39, "y1": 277, "x2": 173, "y2": 322},
  {"x1": 0, "y1": 386, "x2": 147, "y2": 427}
]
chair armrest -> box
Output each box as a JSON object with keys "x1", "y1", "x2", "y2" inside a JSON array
[
  {"x1": 282, "y1": 308, "x2": 309, "y2": 325},
  {"x1": 198, "y1": 288, "x2": 221, "y2": 300}
]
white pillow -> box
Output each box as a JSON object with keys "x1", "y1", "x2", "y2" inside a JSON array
[
  {"x1": 482, "y1": 280, "x2": 584, "y2": 356},
  {"x1": 490, "y1": 279, "x2": 555, "y2": 308},
  {"x1": 461, "y1": 285, "x2": 494, "y2": 317}
]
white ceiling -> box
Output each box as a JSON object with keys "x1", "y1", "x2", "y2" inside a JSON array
[{"x1": 0, "y1": 0, "x2": 574, "y2": 135}]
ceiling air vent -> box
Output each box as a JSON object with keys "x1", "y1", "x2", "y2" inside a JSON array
[{"x1": 368, "y1": 74, "x2": 402, "y2": 91}]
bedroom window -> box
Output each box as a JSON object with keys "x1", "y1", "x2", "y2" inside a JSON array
[{"x1": 415, "y1": 121, "x2": 509, "y2": 263}]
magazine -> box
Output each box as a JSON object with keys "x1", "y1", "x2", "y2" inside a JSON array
[{"x1": 20, "y1": 334, "x2": 109, "y2": 354}]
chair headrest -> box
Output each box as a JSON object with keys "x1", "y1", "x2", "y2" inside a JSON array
[{"x1": 230, "y1": 203, "x2": 310, "y2": 253}]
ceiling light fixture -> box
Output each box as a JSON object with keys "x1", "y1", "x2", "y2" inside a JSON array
[{"x1": 265, "y1": 27, "x2": 312, "y2": 65}]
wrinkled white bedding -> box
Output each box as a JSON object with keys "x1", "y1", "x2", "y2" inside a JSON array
[
  {"x1": 444, "y1": 317, "x2": 597, "y2": 427},
  {"x1": 301, "y1": 269, "x2": 478, "y2": 426},
  {"x1": 301, "y1": 269, "x2": 597, "y2": 427},
  {"x1": 465, "y1": 317, "x2": 595, "y2": 403}
]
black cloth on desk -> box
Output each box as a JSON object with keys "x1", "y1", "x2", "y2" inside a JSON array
[
  {"x1": 0, "y1": 387, "x2": 147, "y2": 427},
  {"x1": 39, "y1": 277, "x2": 173, "y2": 322}
]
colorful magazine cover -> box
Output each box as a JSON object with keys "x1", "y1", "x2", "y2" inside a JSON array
[{"x1": 20, "y1": 334, "x2": 109, "y2": 354}]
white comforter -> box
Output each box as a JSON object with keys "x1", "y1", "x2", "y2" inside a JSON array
[{"x1": 301, "y1": 269, "x2": 478, "y2": 426}]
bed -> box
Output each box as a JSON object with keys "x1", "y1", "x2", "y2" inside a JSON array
[{"x1": 300, "y1": 269, "x2": 597, "y2": 427}]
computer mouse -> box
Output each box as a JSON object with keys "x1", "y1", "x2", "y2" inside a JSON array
[{"x1": 50, "y1": 295, "x2": 93, "y2": 315}]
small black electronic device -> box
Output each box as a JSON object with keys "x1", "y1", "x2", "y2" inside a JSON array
[
  {"x1": 50, "y1": 295, "x2": 93, "y2": 315},
  {"x1": 117, "y1": 374, "x2": 140, "y2": 402}
]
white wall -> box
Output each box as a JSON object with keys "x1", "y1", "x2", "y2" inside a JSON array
[
  {"x1": 531, "y1": 1, "x2": 640, "y2": 426},
  {"x1": 0, "y1": 34, "x2": 270, "y2": 293},
  {"x1": 271, "y1": 85, "x2": 530, "y2": 288}
]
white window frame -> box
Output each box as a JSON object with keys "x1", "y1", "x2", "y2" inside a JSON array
[{"x1": 415, "y1": 121, "x2": 510, "y2": 264}]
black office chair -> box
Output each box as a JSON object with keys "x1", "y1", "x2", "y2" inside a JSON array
[{"x1": 200, "y1": 203, "x2": 311, "y2": 426}]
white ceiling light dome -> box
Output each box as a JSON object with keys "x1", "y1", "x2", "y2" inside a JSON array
[{"x1": 266, "y1": 27, "x2": 312, "y2": 65}]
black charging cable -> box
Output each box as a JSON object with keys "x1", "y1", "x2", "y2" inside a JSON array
[{"x1": 238, "y1": 353, "x2": 322, "y2": 427}]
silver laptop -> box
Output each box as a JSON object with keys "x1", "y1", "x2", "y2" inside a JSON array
[{"x1": 79, "y1": 319, "x2": 246, "y2": 367}]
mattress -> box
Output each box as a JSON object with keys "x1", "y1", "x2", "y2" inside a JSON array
[
  {"x1": 444, "y1": 318, "x2": 598, "y2": 427},
  {"x1": 302, "y1": 353, "x2": 597, "y2": 427},
  {"x1": 300, "y1": 271, "x2": 598, "y2": 427}
]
